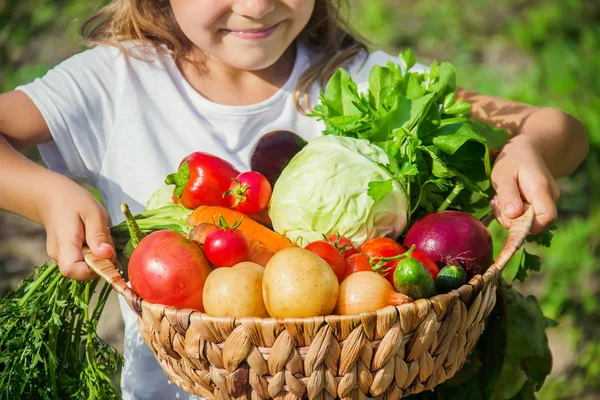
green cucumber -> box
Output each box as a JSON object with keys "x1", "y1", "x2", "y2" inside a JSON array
[
  {"x1": 393, "y1": 257, "x2": 437, "y2": 299},
  {"x1": 436, "y1": 265, "x2": 468, "y2": 293}
]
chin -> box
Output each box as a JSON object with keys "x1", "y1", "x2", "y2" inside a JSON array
[{"x1": 223, "y1": 47, "x2": 290, "y2": 71}]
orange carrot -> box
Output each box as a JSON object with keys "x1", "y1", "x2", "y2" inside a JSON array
[
  {"x1": 187, "y1": 206, "x2": 293, "y2": 251},
  {"x1": 188, "y1": 221, "x2": 277, "y2": 267}
]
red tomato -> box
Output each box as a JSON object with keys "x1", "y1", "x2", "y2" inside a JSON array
[
  {"x1": 128, "y1": 230, "x2": 212, "y2": 311},
  {"x1": 305, "y1": 240, "x2": 346, "y2": 282},
  {"x1": 342, "y1": 253, "x2": 373, "y2": 281},
  {"x1": 385, "y1": 251, "x2": 440, "y2": 286},
  {"x1": 327, "y1": 234, "x2": 358, "y2": 258},
  {"x1": 225, "y1": 171, "x2": 272, "y2": 214},
  {"x1": 204, "y1": 228, "x2": 249, "y2": 267},
  {"x1": 165, "y1": 152, "x2": 240, "y2": 209},
  {"x1": 359, "y1": 238, "x2": 407, "y2": 271}
]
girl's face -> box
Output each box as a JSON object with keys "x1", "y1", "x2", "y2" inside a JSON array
[{"x1": 169, "y1": 0, "x2": 315, "y2": 71}]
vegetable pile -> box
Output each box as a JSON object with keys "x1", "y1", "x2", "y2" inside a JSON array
[{"x1": 0, "y1": 50, "x2": 553, "y2": 399}]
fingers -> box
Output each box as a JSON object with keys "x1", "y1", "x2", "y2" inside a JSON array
[
  {"x1": 58, "y1": 240, "x2": 98, "y2": 281},
  {"x1": 490, "y1": 195, "x2": 510, "y2": 230},
  {"x1": 525, "y1": 179, "x2": 559, "y2": 234},
  {"x1": 47, "y1": 204, "x2": 114, "y2": 281},
  {"x1": 51, "y1": 217, "x2": 98, "y2": 281},
  {"x1": 491, "y1": 160, "x2": 560, "y2": 234},
  {"x1": 82, "y1": 208, "x2": 115, "y2": 261},
  {"x1": 490, "y1": 160, "x2": 524, "y2": 230},
  {"x1": 491, "y1": 166, "x2": 524, "y2": 220}
]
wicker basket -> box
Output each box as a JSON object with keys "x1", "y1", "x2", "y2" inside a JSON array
[{"x1": 84, "y1": 207, "x2": 534, "y2": 400}]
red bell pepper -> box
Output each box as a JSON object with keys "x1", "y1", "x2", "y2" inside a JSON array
[{"x1": 165, "y1": 152, "x2": 240, "y2": 209}]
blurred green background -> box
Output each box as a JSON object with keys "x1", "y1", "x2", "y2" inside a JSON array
[{"x1": 1, "y1": 0, "x2": 598, "y2": 398}]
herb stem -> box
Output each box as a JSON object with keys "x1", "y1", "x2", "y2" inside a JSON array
[
  {"x1": 48, "y1": 292, "x2": 61, "y2": 400},
  {"x1": 17, "y1": 262, "x2": 59, "y2": 307},
  {"x1": 43, "y1": 271, "x2": 64, "y2": 297},
  {"x1": 91, "y1": 282, "x2": 112, "y2": 324},
  {"x1": 438, "y1": 182, "x2": 464, "y2": 211}
]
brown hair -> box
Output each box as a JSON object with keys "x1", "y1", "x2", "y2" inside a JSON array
[{"x1": 81, "y1": 0, "x2": 368, "y2": 112}]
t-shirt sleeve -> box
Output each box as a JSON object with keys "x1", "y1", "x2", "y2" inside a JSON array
[{"x1": 15, "y1": 45, "x2": 126, "y2": 184}]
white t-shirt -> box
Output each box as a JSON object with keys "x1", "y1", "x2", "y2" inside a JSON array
[{"x1": 17, "y1": 41, "x2": 426, "y2": 400}]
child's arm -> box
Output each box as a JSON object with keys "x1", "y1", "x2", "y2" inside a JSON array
[
  {"x1": 457, "y1": 88, "x2": 589, "y2": 233},
  {"x1": 0, "y1": 91, "x2": 114, "y2": 280}
]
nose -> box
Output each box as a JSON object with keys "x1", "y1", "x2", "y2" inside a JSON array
[{"x1": 232, "y1": 0, "x2": 276, "y2": 19}]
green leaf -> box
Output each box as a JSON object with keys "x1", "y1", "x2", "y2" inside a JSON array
[
  {"x1": 367, "y1": 179, "x2": 395, "y2": 202},
  {"x1": 444, "y1": 100, "x2": 472, "y2": 115},
  {"x1": 428, "y1": 119, "x2": 508, "y2": 154},
  {"x1": 399, "y1": 48, "x2": 417, "y2": 73},
  {"x1": 514, "y1": 250, "x2": 542, "y2": 282},
  {"x1": 428, "y1": 121, "x2": 488, "y2": 155},
  {"x1": 489, "y1": 286, "x2": 553, "y2": 397},
  {"x1": 432, "y1": 62, "x2": 457, "y2": 101},
  {"x1": 321, "y1": 68, "x2": 363, "y2": 117},
  {"x1": 420, "y1": 146, "x2": 456, "y2": 178},
  {"x1": 525, "y1": 226, "x2": 556, "y2": 247},
  {"x1": 396, "y1": 161, "x2": 419, "y2": 179},
  {"x1": 443, "y1": 92, "x2": 457, "y2": 110},
  {"x1": 368, "y1": 65, "x2": 397, "y2": 110},
  {"x1": 406, "y1": 73, "x2": 426, "y2": 99}
]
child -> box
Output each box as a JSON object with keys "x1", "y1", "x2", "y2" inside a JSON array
[{"x1": 0, "y1": 0, "x2": 589, "y2": 399}]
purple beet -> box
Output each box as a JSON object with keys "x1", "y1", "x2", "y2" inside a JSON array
[{"x1": 403, "y1": 211, "x2": 493, "y2": 277}]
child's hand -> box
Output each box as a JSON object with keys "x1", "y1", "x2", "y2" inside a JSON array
[
  {"x1": 490, "y1": 137, "x2": 560, "y2": 234},
  {"x1": 39, "y1": 180, "x2": 115, "y2": 280}
]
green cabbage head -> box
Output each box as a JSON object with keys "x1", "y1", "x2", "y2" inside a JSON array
[{"x1": 269, "y1": 135, "x2": 407, "y2": 247}]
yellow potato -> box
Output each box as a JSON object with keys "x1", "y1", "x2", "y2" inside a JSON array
[
  {"x1": 203, "y1": 262, "x2": 269, "y2": 318},
  {"x1": 262, "y1": 247, "x2": 339, "y2": 318}
]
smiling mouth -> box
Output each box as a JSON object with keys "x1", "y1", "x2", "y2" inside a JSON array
[{"x1": 223, "y1": 23, "x2": 281, "y2": 40}]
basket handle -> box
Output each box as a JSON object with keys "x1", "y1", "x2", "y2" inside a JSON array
[
  {"x1": 488, "y1": 204, "x2": 535, "y2": 273},
  {"x1": 82, "y1": 247, "x2": 143, "y2": 315}
]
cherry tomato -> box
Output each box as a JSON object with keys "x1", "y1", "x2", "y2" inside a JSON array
[
  {"x1": 359, "y1": 238, "x2": 406, "y2": 271},
  {"x1": 204, "y1": 228, "x2": 249, "y2": 267},
  {"x1": 385, "y1": 251, "x2": 440, "y2": 286},
  {"x1": 128, "y1": 230, "x2": 212, "y2": 311},
  {"x1": 224, "y1": 171, "x2": 272, "y2": 215},
  {"x1": 342, "y1": 253, "x2": 373, "y2": 281},
  {"x1": 305, "y1": 240, "x2": 346, "y2": 282},
  {"x1": 327, "y1": 234, "x2": 358, "y2": 258}
]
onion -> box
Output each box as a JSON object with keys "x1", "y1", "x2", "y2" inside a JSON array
[
  {"x1": 335, "y1": 271, "x2": 412, "y2": 315},
  {"x1": 403, "y1": 210, "x2": 493, "y2": 277}
]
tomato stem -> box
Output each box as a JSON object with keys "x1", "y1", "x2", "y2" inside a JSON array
[
  {"x1": 222, "y1": 179, "x2": 248, "y2": 208},
  {"x1": 368, "y1": 245, "x2": 416, "y2": 272},
  {"x1": 324, "y1": 233, "x2": 352, "y2": 253},
  {"x1": 212, "y1": 214, "x2": 244, "y2": 230}
]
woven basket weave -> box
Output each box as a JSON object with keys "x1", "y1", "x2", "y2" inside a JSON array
[{"x1": 84, "y1": 207, "x2": 534, "y2": 400}]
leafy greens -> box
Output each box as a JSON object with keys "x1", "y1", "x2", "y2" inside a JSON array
[
  {"x1": 0, "y1": 263, "x2": 122, "y2": 400},
  {"x1": 309, "y1": 49, "x2": 509, "y2": 225}
]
